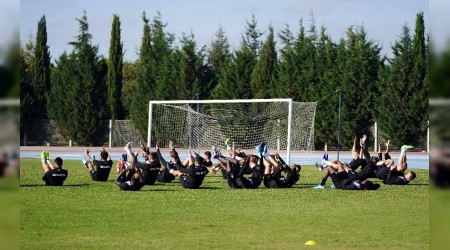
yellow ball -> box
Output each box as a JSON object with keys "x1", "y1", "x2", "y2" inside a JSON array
[{"x1": 305, "y1": 240, "x2": 317, "y2": 246}]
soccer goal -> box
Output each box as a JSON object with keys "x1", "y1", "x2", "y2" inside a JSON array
[{"x1": 148, "y1": 99, "x2": 317, "y2": 164}]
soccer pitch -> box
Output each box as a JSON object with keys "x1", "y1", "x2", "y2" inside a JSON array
[{"x1": 20, "y1": 158, "x2": 429, "y2": 249}]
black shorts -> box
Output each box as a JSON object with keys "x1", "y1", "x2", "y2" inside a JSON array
[
  {"x1": 179, "y1": 175, "x2": 196, "y2": 189},
  {"x1": 226, "y1": 172, "x2": 243, "y2": 188},
  {"x1": 330, "y1": 171, "x2": 350, "y2": 189},
  {"x1": 157, "y1": 168, "x2": 175, "y2": 183},
  {"x1": 90, "y1": 170, "x2": 108, "y2": 181},
  {"x1": 42, "y1": 175, "x2": 63, "y2": 186},
  {"x1": 263, "y1": 174, "x2": 278, "y2": 188}
]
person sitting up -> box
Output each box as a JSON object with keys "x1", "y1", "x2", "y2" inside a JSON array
[
  {"x1": 82, "y1": 147, "x2": 113, "y2": 182},
  {"x1": 40, "y1": 151, "x2": 68, "y2": 186},
  {"x1": 261, "y1": 145, "x2": 301, "y2": 188},
  {"x1": 169, "y1": 153, "x2": 210, "y2": 189}
]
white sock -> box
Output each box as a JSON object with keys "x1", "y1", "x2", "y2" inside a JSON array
[{"x1": 322, "y1": 160, "x2": 333, "y2": 166}]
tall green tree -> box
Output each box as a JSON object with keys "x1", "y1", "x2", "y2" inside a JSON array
[
  {"x1": 274, "y1": 24, "x2": 297, "y2": 98},
  {"x1": 207, "y1": 26, "x2": 231, "y2": 98},
  {"x1": 338, "y1": 26, "x2": 382, "y2": 147},
  {"x1": 377, "y1": 14, "x2": 428, "y2": 146},
  {"x1": 107, "y1": 14, "x2": 124, "y2": 123},
  {"x1": 130, "y1": 12, "x2": 154, "y2": 138},
  {"x1": 211, "y1": 15, "x2": 261, "y2": 99},
  {"x1": 251, "y1": 25, "x2": 277, "y2": 99},
  {"x1": 48, "y1": 11, "x2": 107, "y2": 145},
  {"x1": 32, "y1": 15, "x2": 51, "y2": 119},
  {"x1": 130, "y1": 11, "x2": 175, "y2": 139},
  {"x1": 151, "y1": 11, "x2": 175, "y2": 100},
  {"x1": 411, "y1": 12, "x2": 429, "y2": 141},
  {"x1": 313, "y1": 27, "x2": 339, "y2": 148},
  {"x1": 176, "y1": 33, "x2": 206, "y2": 100},
  {"x1": 121, "y1": 61, "x2": 137, "y2": 117},
  {"x1": 20, "y1": 40, "x2": 35, "y2": 140}
]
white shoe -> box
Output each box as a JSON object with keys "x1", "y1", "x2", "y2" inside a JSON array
[{"x1": 124, "y1": 142, "x2": 132, "y2": 151}]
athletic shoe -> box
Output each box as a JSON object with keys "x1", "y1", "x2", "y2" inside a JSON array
[
  {"x1": 169, "y1": 140, "x2": 174, "y2": 150},
  {"x1": 121, "y1": 153, "x2": 127, "y2": 162},
  {"x1": 313, "y1": 184, "x2": 325, "y2": 189},
  {"x1": 212, "y1": 146, "x2": 220, "y2": 159},
  {"x1": 323, "y1": 153, "x2": 329, "y2": 161},
  {"x1": 401, "y1": 145, "x2": 414, "y2": 153},
  {"x1": 263, "y1": 145, "x2": 269, "y2": 157},
  {"x1": 315, "y1": 163, "x2": 325, "y2": 171},
  {"x1": 156, "y1": 140, "x2": 161, "y2": 149},
  {"x1": 224, "y1": 137, "x2": 231, "y2": 147},
  {"x1": 81, "y1": 156, "x2": 88, "y2": 168},
  {"x1": 124, "y1": 142, "x2": 132, "y2": 151},
  {"x1": 41, "y1": 151, "x2": 46, "y2": 160},
  {"x1": 255, "y1": 142, "x2": 265, "y2": 154},
  {"x1": 330, "y1": 184, "x2": 335, "y2": 189}
]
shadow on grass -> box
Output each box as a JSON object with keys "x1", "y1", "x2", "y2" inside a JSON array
[
  {"x1": 405, "y1": 183, "x2": 429, "y2": 186},
  {"x1": 291, "y1": 183, "x2": 317, "y2": 188},
  {"x1": 20, "y1": 183, "x2": 91, "y2": 188},
  {"x1": 134, "y1": 189, "x2": 177, "y2": 192}
]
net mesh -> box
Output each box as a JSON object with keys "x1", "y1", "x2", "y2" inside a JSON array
[{"x1": 150, "y1": 101, "x2": 317, "y2": 151}]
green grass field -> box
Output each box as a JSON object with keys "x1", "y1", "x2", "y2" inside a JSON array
[{"x1": 20, "y1": 158, "x2": 429, "y2": 249}]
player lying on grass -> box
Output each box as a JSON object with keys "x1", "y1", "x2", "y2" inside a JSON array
[
  {"x1": 315, "y1": 136, "x2": 367, "y2": 171},
  {"x1": 314, "y1": 162, "x2": 380, "y2": 190},
  {"x1": 213, "y1": 145, "x2": 263, "y2": 189},
  {"x1": 155, "y1": 140, "x2": 180, "y2": 183},
  {"x1": 377, "y1": 145, "x2": 416, "y2": 185},
  {"x1": 168, "y1": 152, "x2": 210, "y2": 189},
  {"x1": 216, "y1": 137, "x2": 251, "y2": 179},
  {"x1": 40, "y1": 151, "x2": 68, "y2": 186},
  {"x1": 261, "y1": 145, "x2": 301, "y2": 188},
  {"x1": 315, "y1": 134, "x2": 416, "y2": 188},
  {"x1": 123, "y1": 142, "x2": 161, "y2": 185},
  {"x1": 375, "y1": 144, "x2": 413, "y2": 181},
  {"x1": 115, "y1": 164, "x2": 144, "y2": 191},
  {"x1": 82, "y1": 147, "x2": 113, "y2": 182}
]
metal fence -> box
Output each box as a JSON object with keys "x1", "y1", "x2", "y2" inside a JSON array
[
  {"x1": 21, "y1": 120, "x2": 429, "y2": 152},
  {"x1": 21, "y1": 119, "x2": 145, "y2": 147}
]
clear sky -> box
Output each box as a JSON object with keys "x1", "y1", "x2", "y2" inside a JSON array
[{"x1": 19, "y1": 0, "x2": 430, "y2": 62}]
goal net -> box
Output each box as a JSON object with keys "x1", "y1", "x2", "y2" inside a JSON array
[{"x1": 148, "y1": 99, "x2": 316, "y2": 163}]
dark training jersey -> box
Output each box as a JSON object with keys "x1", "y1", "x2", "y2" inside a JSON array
[
  {"x1": 136, "y1": 161, "x2": 161, "y2": 185},
  {"x1": 91, "y1": 159, "x2": 113, "y2": 181},
  {"x1": 382, "y1": 169, "x2": 409, "y2": 185},
  {"x1": 42, "y1": 168, "x2": 68, "y2": 186},
  {"x1": 176, "y1": 164, "x2": 209, "y2": 189}
]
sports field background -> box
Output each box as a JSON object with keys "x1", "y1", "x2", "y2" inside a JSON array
[{"x1": 20, "y1": 155, "x2": 429, "y2": 249}]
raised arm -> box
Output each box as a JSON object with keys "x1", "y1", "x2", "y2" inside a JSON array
[{"x1": 85, "y1": 148, "x2": 95, "y2": 164}]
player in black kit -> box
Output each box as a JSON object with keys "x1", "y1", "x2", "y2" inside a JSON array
[
  {"x1": 170, "y1": 153, "x2": 209, "y2": 189},
  {"x1": 40, "y1": 151, "x2": 68, "y2": 186},
  {"x1": 114, "y1": 166, "x2": 145, "y2": 191},
  {"x1": 82, "y1": 147, "x2": 113, "y2": 181}
]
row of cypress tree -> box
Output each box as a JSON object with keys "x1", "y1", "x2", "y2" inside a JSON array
[{"x1": 20, "y1": 11, "x2": 428, "y2": 148}]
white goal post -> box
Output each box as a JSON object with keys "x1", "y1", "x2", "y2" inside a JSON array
[{"x1": 148, "y1": 99, "x2": 317, "y2": 165}]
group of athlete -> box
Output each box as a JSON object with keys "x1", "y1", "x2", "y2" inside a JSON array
[
  {"x1": 38, "y1": 135, "x2": 416, "y2": 191},
  {"x1": 38, "y1": 137, "x2": 302, "y2": 191},
  {"x1": 313, "y1": 134, "x2": 417, "y2": 190}
]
